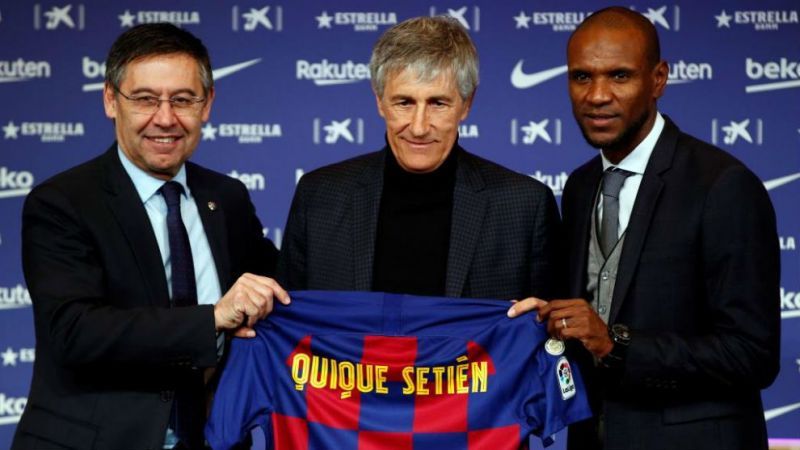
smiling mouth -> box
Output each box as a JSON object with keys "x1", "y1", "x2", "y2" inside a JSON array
[{"x1": 147, "y1": 136, "x2": 180, "y2": 144}]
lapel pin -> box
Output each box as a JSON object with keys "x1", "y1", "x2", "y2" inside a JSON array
[{"x1": 207, "y1": 201, "x2": 217, "y2": 211}]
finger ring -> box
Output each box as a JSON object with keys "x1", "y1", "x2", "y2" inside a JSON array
[{"x1": 561, "y1": 318, "x2": 568, "y2": 329}]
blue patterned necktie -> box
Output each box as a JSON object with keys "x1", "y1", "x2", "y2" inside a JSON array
[
  {"x1": 160, "y1": 181, "x2": 203, "y2": 448},
  {"x1": 600, "y1": 168, "x2": 633, "y2": 258},
  {"x1": 160, "y1": 181, "x2": 197, "y2": 307}
]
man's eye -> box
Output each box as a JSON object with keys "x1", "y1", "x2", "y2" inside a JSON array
[
  {"x1": 612, "y1": 71, "x2": 630, "y2": 80},
  {"x1": 133, "y1": 96, "x2": 159, "y2": 106},
  {"x1": 571, "y1": 73, "x2": 589, "y2": 82},
  {"x1": 171, "y1": 97, "x2": 194, "y2": 107}
]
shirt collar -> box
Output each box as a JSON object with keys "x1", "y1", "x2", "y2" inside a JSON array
[
  {"x1": 117, "y1": 145, "x2": 189, "y2": 203},
  {"x1": 601, "y1": 112, "x2": 664, "y2": 174}
]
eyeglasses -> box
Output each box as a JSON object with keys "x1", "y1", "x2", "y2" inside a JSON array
[{"x1": 114, "y1": 87, "x2": 206, "y2": 116}]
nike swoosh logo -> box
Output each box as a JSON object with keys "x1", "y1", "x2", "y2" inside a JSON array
[
  {"x1": 763, "y1": 172, "x2": 800, "y2": 191},
  {"x1": 82, "y1": 58, "x2": 262, "y2": 92},
  {"x1": 511, "y1": 61, "x2": 567, "y2": 89},
  {"x1": 765, "y1": 402, "x2": 800, "y2": 421}
]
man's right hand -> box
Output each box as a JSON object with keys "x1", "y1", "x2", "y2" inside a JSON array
[{"x1": 214, "y1": 273, "x2": 290, "y2": 338}]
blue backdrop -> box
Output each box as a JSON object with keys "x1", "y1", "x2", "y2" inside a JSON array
[{"x1": 1, "y1": 1, "x2": 798, "y2": 448}]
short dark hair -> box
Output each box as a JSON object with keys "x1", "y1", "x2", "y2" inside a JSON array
[
  {"x1": 570, "y1": 6, "x2": 661, "y2": 68},
  {"x1": 105, "y1": 23, "x2": 213, "y2": 94}
]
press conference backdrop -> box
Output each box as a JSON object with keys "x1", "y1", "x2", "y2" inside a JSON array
[{"x1": 0, "y1": 0, "x2": 798, "y2": 448}]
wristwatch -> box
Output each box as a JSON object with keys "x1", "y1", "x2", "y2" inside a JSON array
[{"x1": 600, "y1": 323, "x2": 631, "y2": 369}]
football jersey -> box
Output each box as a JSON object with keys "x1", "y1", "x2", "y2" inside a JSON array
[{"x1": 206, "y1": 291, "x2": 591, "y2": 450}]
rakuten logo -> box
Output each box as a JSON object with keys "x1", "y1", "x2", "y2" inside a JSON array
[
  {"x1": 0, "y1": 285, "x2": 32, "y2": 310},
  {"x1": 296, "y1": 59, "x2": 370, "y2": 86}
]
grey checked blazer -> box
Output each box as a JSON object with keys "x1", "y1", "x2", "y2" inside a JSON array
[{"x1": 277, "y1": 145, "x2": 562, "y2": 300}]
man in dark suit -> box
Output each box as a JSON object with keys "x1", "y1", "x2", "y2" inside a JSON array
[
  {"x1": 277, "y1": 16, "x2": 560, "y2": 300},
  {"x1": 13, "y1": 24, "x2": 288, "y2": 450},
  {"x1": 509, "y1": 7, "x2": 781, "y2": 450}
]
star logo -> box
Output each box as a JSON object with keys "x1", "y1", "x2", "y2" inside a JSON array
[
  {"x1": 119, "y1": 9, "x2": 135, "y2": 27},
  {"x1": 3, "y1": 121, "x2": 20, "y2": 139},
  {"x1": 513, "y1": 11, "x2": 530, "y2": 29},
  {"x1": 201, "y1": 123, "x2": 217, "y2": 141},
  {"x1": 715, "y1": 10, "x2": 733, "y2": 28},
  {"x1": 316, "y1": 11, "x2": 333, "y2": 29},
  {"x1": 1, "y1": 347, "x2": 18, "y2": 367}
]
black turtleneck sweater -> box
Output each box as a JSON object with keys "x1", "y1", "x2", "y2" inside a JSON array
[{"x1": 372, "y1": 147, "x2": 459, "y2": 296}]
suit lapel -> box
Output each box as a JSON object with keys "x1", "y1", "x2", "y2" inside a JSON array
[
  {"x1": 352, "y1": 151, "x2": 385, "y2": 290},
  {"x1": 187, "y1": 164, "x2": 232, "y2": 291},
  {"x1": 568, "y1": 161, "x2": 603, "y2": 298},
  {"x1": 609, "y1": 117, "x2": 679, "y2": 323},
  {"x1": 101, "y1": 145, "x2": 170, "y2": 307},
  {"x1": 445, "y1": 150, "x2": 487, "y2": 297}
]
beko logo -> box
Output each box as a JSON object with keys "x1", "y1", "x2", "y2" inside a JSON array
[
  {"x1": 0, "y1": 167, "x2": 35, "y2": 199},
  {"x1": 0, "y1": 394, "x2": 26, "y2": 425},
  {"x1": 296, "y1": 59, "x2": 370, "y2": 86},
  {"x1": 745, "y1": 57, "x2": 800, "y2": 93}
]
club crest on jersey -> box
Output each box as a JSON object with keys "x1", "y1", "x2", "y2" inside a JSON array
[
  {"x1": 557, "y1": 357, "x2": 576, "y2": 400},
  {"x1": 545, "y1": 338, "x2": 565, "y2": 355}
]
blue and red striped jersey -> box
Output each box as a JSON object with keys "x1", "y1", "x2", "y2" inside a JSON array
[{"x1": 206, "y1": 291, "x2": 591, "y2": 450}]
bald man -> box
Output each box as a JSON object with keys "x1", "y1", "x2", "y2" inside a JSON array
[{"x1": 509, "y1": 6, "x2": 780, "y2": 450}]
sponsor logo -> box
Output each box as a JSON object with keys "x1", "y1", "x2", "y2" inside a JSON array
[
  {"x1": 296, "y1": 59, "x2": 370, "y2": 86},
  {"x1": 33, "y1": 3, "x2": 85, "y2": 30},
  {"x1": 430, "y1": 5, "x2": 480, "y2": 31},
  {"x1": 228, "y1": 170, "x2": 265, "y2": 191},
  {"x1": 3, "y1": 120, "x2": 84, "y2": 143},
  {"x1": 0, "y1": 59, "x2": 51, "y2": 83},
  {"x1": 0, "y1": 394, "x2": 26, "y2": 426},
  {"x1": 458, "y1": 124, "x2": 479, "y2": 139},
  {"x1": 710, "y1": 118, "x2": 763, "y2": 146},
  {"x1": 313, "y1": 118, "x2": 365, "y2": 145},
  {"x1": 631, "y1": 5, "x2": 680, "y2": 31},
  {"x1": 118, "y1": 9, "x2": 200, "y2": 28},
  {"x1": 263, "y1": 227, "x2": 283, "y2": 249},
  {"x1": 315, "y1": 10, "x2": 397, "y2": 31},
  {"x1": 295, "y1": 168, "x2": 305, "y2": 185},
  {"x1": 511, "y1": 118, "x2": 562, "y2": 146},
  {"x1": 764, "y1": 173, "x2": 800, "y2": 191},
  {"x1": 83, "y1": 58, "x2": 261, "y2": 92},
  {"x1": 667, "y1": 60, "x2": 713, "y2": 84},
  {"x1": 556, "y1": 357, "x2": 576, "y2": 400},
  {"x1": 0, "y1": 167, "x2": 35, "y2": 199},
  {"x1": 232, "y1": 5, "x2": 283, "y2": 32},
  {"x1": 513, "y1": 10, "x2": 590, "y2": 31},
  {"x1": 745, "y1": 57, "x2": 800, "y2": 94},
  {"x1": 764, "y1": 402, "x2": 800, "y2": 421},
  {"x1": 511, "y1": 62, "x2": 567, "y2": 89},
  {"x1": 780, "y1": 236, "x2": 796, "y2": 251},
  {"x1": 716, "y1": 9, "x2": 798, "y2": 31},
  {"x1": 0, "y1": 285, "x2": 31, "y2": 310},
  {"x1": 782, "y1": 287, "x2": 800, "y2": 319},
  {"x1": 202, "y1": 122, "x2": 282, "y2": 144},
  {"x1": 530, "y1": 170, "x2": 569, "y2": 196},
  {"x1": 1, "y1": 347, "x2": 35, "y2": 367}
]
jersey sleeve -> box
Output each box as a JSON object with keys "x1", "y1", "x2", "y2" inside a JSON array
[
  {"x1": 206, "y1": 331, "x2": 274, "y2": 450},
  {"x1": 524, "y1": 338, "x2": 593, "y2": 447}
]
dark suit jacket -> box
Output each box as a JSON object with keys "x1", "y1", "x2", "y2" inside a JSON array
[
  {"x1": 12, "y1": 146, "x2": 277, "y2": 450},
  {"x1": 562, "y1": 117, "x2": 780, "y2": 450},
  {"x1": 277, "y1": 145, "x2": 561, "y2": 300}
]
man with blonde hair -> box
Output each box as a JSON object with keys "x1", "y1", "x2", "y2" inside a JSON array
[{"x1": 278, "y1": 16, "x2": 561, "y2": 301}]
